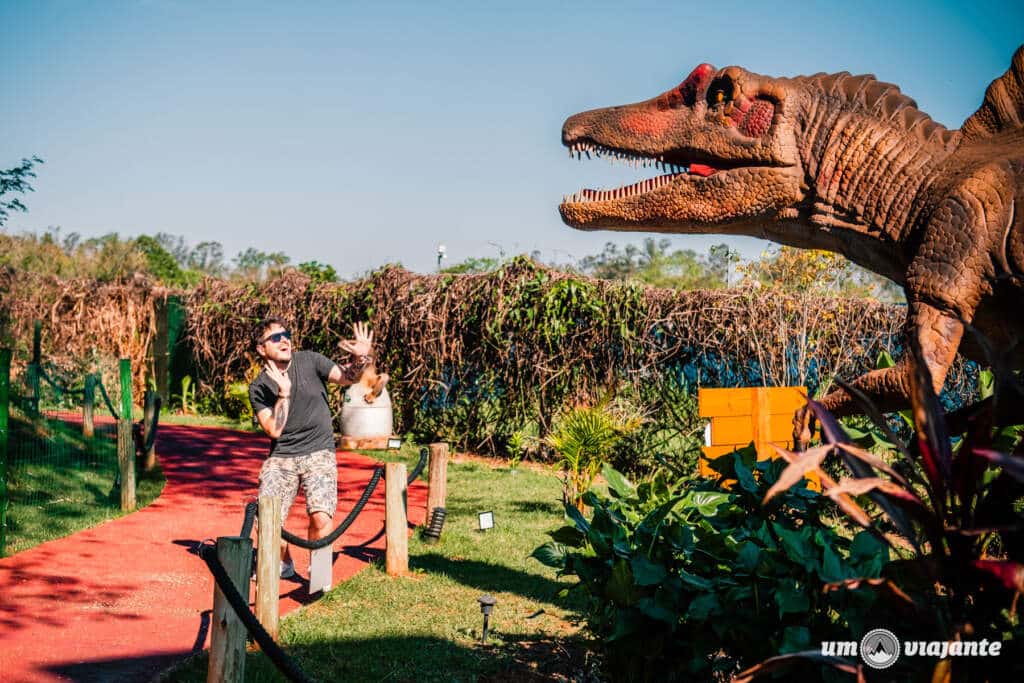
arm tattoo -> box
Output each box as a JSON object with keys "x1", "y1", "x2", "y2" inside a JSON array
[{"x1": 273, "y1": 396, "x2": 290, "y2": 432}]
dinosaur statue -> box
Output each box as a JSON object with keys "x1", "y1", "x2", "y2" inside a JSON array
[{"x1": 560, "y1": 45, "x2": 1024, "y2": 426}]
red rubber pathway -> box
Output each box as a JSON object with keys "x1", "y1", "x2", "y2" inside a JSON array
[{"x1": 0, "y1": 423, "x2": 427, "y2": 683}]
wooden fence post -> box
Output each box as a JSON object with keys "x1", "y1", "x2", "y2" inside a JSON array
[
  {"x1": 142, "y1": 389, "x2": 157, "y2": 471},
  {"x1": 385, "y1": 462, "x2": 408, "y2": 576},
  {"x1": 427, "y1": 442, "x2": 448, "y2": 526},
  {"x1": 0, "y1": 349, "x2": 11, "y2": 558},
  {"x1": 117, "y1": 358, "x2": 135, "y2": 512},
  {"x1": 208, "y1": 535, "x2": 252, "y2": 683},
  {"x1": 27, "y1": 321, "x2": 41, "y2": 416},
  {"x1": 255, "y1": 496, "x2": 281, "y2": 642},
  {"x1": 82, "y1": 374, "x2": 95, "y2": 439}
]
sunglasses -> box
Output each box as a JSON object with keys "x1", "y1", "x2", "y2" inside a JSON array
[{"x1": 260, "y1": 330, "x2": 292, "y2": 344}]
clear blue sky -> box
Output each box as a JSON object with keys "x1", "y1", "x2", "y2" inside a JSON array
[{"x1": 2, "y1": 1, "x2": 1021, "y2": 277}]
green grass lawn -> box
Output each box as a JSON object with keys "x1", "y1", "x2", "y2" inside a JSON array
[
  {"x1": 2, "y1": 413, "x2": 165, "y2": 556},
  {"x1": 164, "y1": 445, "x2": 593, "y2": 682}
]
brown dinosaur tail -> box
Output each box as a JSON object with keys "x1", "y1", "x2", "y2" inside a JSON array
[{"x1": 961, "y1": 44, "x2": 1024, "y2": 140}]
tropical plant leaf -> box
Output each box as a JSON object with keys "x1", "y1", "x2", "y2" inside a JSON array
[
  {"x1": 733, "y1": 651, "x2": 862, "y2": 683},
  {"x1": 906, "y1": 340, "x2": 952, "y2": 502},
  {"x1": 602, "y1": 464, "x2": 635, "y2": 498},
  {"x1": 564, "y1": 502, "x2": 590, "y2": 533},
  {"x1": 835, "y1": 377, "x2": 914, "y2": 464},
  {"x1": 806, "y1": 399, "x2": 851, "y2": 445},
  {"x1": 530, "y1": 541, "x2": 566, "y2": 569},
  {"x1": 973, "y1": 559, "x2": 1024, "y2": 592},
  {"x1": 973, "y1": 448, "x2": 1024, "y2": 482},
  {"x1": 630, "y1": 555, "x2": 668, "y2": 586},
  {"x1": 835, "y1": 442, "x2": 909, "y2": 487},
  {"x1": 824, "y1": 477, "x2": 924, "y2": 505},
  {"x1": 822, "y1": 576, "x2": 916, "y2": 606},
  {"x1": 762, "y1": 444, "x2": 831, "y2": 504},
  {"x1": 547, "y1": 525, "x2": 586, "y2": 547}
]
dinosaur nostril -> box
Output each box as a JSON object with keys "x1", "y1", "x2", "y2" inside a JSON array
[{"x1": 562, "y1": 112, "x2": 593, "y2": 145}]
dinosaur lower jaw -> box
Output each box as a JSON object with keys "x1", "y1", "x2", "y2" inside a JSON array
[
  {"x1": 562, "y1": 166, "x2": 717, "y2": 205},
  {"x1": 559, "y1": 165, "x2": 805, "y2": 232}
]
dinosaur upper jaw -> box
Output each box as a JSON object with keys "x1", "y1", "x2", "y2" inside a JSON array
[{"x1": 559, "y1": 139, "x2": 803, "y2": 233}]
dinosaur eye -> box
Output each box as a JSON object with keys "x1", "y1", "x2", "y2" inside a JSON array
[{"x1": 707, "y1": 77, "x2": 734, "y2": 107}]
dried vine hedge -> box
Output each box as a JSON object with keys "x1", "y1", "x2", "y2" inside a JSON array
[
  {"x1": 0, "y1": 267, "x2": 166, "y2": 400},
  {"x1": 185, "y1": 258, "x2": 914, "y2": 454}
]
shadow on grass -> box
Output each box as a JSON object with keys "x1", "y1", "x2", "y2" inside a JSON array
[
  {"x1": 508, "y1": 500, "x2": 562, "y2": 515},
  {"x1": 411, "y1": 552, "x2": 568, "y2": 605},
  {"x1": 159, "y1": 633, "x2": 592, "y2": 683}
]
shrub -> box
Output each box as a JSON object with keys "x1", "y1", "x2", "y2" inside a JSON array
[
  {"x1": 739, "y1": 338, "x2": 1024, "y2": 682},
  {"x1": 533, "y1": 450, "x2": 886, "y2": 681}
]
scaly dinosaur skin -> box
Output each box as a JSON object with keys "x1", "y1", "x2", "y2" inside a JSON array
[{"x1": 560, "y1": 46, "x2": 1024, "y2": 422}]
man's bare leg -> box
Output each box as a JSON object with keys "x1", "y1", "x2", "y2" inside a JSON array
[{"x1": 310, "y1": 511, "x2": 332, "y2": 540}]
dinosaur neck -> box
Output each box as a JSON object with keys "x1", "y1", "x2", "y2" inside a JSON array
[{"x1": 793, "y1": 88, "x2": 957, "y2": 277}]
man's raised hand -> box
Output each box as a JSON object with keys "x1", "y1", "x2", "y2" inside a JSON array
[
  {"x1": 339, "y1": 321, "x2": 374, "y2": 358},
  {"x1": 265, "y1": 361, "x2": 292, "y2": 397}
]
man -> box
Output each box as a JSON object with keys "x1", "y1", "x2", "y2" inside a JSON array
[{"x1": 248, "y1": 316, "x2": 374, "y2": 578}]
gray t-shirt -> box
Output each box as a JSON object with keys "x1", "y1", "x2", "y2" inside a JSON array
[{"x1": 249, "y1": 350, "x2": 336, "y2": 457}]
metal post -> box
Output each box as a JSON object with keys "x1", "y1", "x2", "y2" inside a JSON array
[
  {"x1": 117, "y1": 358, "x2": 135, "y2": 512},
  {"x1": 0, "y1": 349, "x2": 11, "y2": 558}
]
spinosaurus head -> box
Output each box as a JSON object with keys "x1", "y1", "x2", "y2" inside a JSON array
[{"x1": 560, "y1": 63, "x2": 806, "y2": 233}]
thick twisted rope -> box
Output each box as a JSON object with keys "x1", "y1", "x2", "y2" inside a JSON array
[
  {"x1": 406, "y1": 447, "x2": 428, "y2": 484},
  {"x1": 281, "y1": 466, "x2": 384, "y2": 549},
  {"x1": 37, "y1": 367, "x2": 84, "y2": 397},
  {"x1": 95, "y1": 378, "x2": 120, "y2": 419},
  {"x1": 198, "y1": 543, "x2": 314, "y2": 683},
  {"x1": 240, "y1": 500, "x2": 259, "y2": 539}
]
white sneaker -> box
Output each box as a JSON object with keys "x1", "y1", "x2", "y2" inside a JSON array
[{"x1": 280, "y1": 560, "x2": 296, "y2": 579}]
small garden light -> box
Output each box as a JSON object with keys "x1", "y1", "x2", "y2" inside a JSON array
[{"x1": 477, "y1": 594, "x2": 496, "y2": 643}]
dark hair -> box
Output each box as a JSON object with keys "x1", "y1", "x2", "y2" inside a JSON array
[{"x1": 254, "y1": 316, "x2": 290, "y2": 347}]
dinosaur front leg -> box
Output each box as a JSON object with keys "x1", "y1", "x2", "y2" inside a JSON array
[{"x1": 794, "y1": 301, "x2": 965, "y2": 446}]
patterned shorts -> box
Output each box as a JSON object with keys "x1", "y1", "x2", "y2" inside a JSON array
[{"x1": 258, "y1": 449, "x2": 338, "y2": 517}]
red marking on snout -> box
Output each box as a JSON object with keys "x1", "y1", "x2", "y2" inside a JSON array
[
  {"x1": 678, "y1": 63, "x2": 714, "y2": 105},
  {"x1": 620, "y1": 110, "x2": 674, "y2": 136}
]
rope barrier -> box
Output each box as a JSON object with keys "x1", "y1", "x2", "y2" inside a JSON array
[
  {"x1": 240, "y1": 500, "x2": 259, "y2": 539},
  {"x1": 281, "y1": 466, "x2": 384, "y2": 550},
  {"x1": 37, "y1": 367, "x2": 84, "y2": 397},
  {"x1": 198, "y1": 543, "x2": 314, "y2": 683},
  {"x1": 95, "y1": 378, "x2": 120, "y2": 419},
  {"x1": 407, "y1": 447, "x2": 428, "y2": 484}
]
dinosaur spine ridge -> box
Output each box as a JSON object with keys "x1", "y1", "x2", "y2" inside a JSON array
[{"x1": 961, "y1": 44, "x2": 1024, "y2": 141}]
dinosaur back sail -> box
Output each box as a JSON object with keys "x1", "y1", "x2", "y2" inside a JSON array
[{"x1": 961, "y1": 44, "x2": 1024, "y2": 141}]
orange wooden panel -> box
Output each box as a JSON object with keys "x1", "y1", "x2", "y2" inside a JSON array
[
  {"x1": 701, "y1": 444, "x2": 744, "y2": 459},
  {"x1": 698, "y1": 386, "x2": 807, "y2": 418},
  {"x1": 709, "y1": 414, "x2": 797, "y2": 447}
]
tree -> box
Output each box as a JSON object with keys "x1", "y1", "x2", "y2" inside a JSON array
[
  {"x1": 298, "y1": 261, "x2": 338, "y2": 283},
  {"x1": 441, "y1": 256, "x2": 501, "y2": 274},
  {"x1": 153, "y1": 232, "x2": 191, "y2": 267},
  {"x1": 188, "y1": 241, "x2": 225, "y2": 276},
  {"x1": 0, "y1": 156, "x2": 43, "y2": 227},
  {"x1": 577, "y1": 237, "x2": 725, "y2": 289}
]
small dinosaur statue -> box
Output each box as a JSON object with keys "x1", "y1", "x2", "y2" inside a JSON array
[{"x1": 560, "y1": 46, "x2": 1024, "y2": 427}]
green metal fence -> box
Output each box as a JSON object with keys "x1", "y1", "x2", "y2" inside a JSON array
[{"x1": 0, "y1": 322, "x2": 141, "y2": 557}]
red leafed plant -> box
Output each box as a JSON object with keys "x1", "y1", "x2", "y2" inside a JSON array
[{"x1": 736, "y1": 335, "x2": 1024, "y2": 683}]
